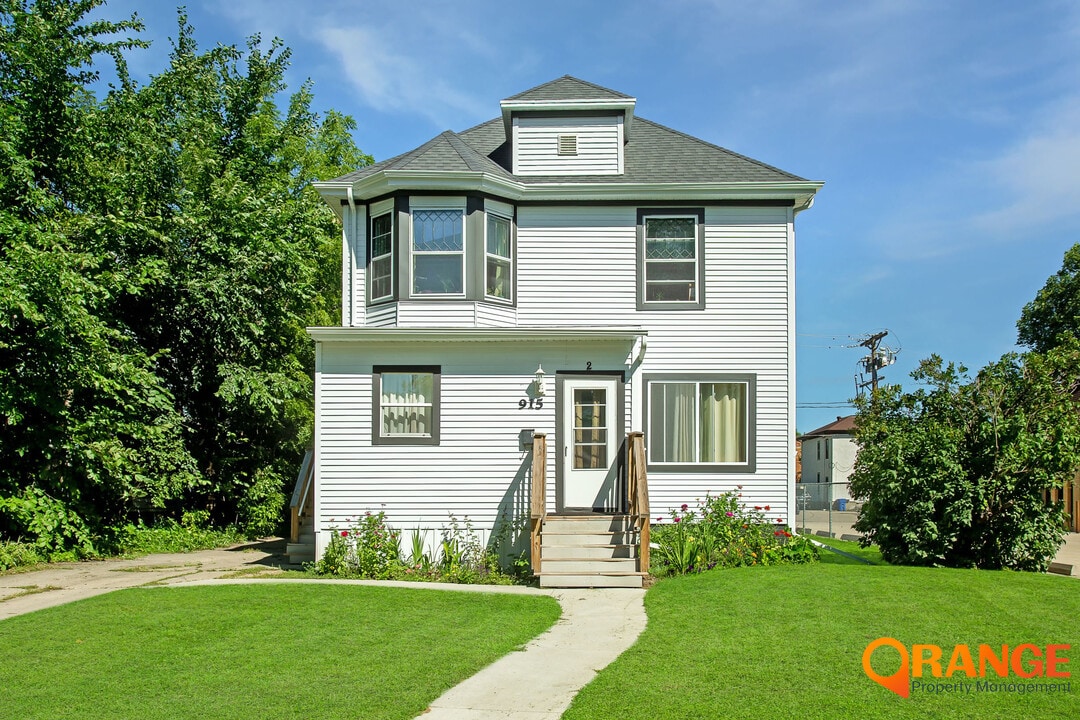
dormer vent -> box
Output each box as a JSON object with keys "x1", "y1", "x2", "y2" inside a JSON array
[{"x1": 557, "y1": 134, "x2": 578, "y2": 156}]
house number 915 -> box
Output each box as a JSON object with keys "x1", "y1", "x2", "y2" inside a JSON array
[{"x1": 519, "y1": 398, "x2": 544, "y2": 410}]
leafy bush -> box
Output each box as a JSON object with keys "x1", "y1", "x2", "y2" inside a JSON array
[
  {"x1": 0, "y1": 541, "x2": 44, "y2": 571},
  {"x1": 652, "y1": 491, "x2": 818, "y2": 576},
  {"x1": 312, "y1": 513, "x2": 521, "y2": 585},
  {"x1": 0, "y1": 486, "x2": 96, "y2": 560},
  {"x1": 851, "y1": 351, "x2": 1080, "y2": 571},
  {"x1": 111, "y1": 512, "x2": 246, "y2": 555}
]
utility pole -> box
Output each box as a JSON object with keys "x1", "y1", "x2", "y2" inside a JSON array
[{"x1": 855, "y1": 331, "x2": 897, "y2": 397}]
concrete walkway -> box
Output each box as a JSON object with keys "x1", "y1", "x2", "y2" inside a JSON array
[{"x1": 0, "y1": 540, "x2": 648, "y2": 719}]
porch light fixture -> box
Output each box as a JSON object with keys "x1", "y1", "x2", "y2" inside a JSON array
[{"x1": 534, "y1": 363, "x2": 546, "y2": 396}]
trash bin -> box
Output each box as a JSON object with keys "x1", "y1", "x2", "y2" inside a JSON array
[{"x1": 836, "y1": 498, "x2": 848, "y2": 511}]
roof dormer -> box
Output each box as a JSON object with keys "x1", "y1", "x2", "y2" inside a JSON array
[{"x1": 499, "y1": 76, "x2": 636, "y2": 176}]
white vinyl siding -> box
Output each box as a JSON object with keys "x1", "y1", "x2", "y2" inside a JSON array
[
  {"x1": 313, "y1": 340, "x2": 634, "y2": 557},
  {"x1": 513, "y1": 115, "x2": 623, "y2": 175},
  {"x1": 319, "y1": 202, "x2": 796, "y2": 546}
]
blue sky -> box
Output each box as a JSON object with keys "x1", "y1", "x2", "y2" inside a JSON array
[{"x1": 90, "y1": 0, "x2": 1080, "y2": 433}]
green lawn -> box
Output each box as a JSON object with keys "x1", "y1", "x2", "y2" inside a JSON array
[
  {"x1": 565, "y1": 564, "x2": 1079, "y2": 720},
  {"x1": 0, "y1": 583, "x2": 560, "y2": 720},
  {"x1": 814, "y1": 535, "x2": 888, "y2": 565}
]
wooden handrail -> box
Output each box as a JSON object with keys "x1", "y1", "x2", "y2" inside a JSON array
[
  {"x1": 289, "y1": 449, "x2": 314, "y2": 543},
  {"x1": 626, "y1": 432, "x2": 650, "y2": 573},
  {"x1": 530, "y1": 433, "x2": 546, "y2": 574}
]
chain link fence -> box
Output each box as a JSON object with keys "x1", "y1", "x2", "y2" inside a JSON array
[{"x1": 796, "y1": 482, "x2": 864, "y2": 541}]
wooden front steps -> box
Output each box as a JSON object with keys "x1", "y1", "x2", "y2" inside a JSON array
[{"x1": 539, "y1": 514, "x2": 644, "y2": 588}]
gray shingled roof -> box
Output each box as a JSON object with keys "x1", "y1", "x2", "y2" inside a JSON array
[
  {"x1": 326, "y1": 78, "x2": 807, "y2": 185},
  {"x1": 503, "y1": 75, "x2": 633, "y2": 102}
]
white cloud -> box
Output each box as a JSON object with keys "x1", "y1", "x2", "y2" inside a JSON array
[{"x1": 972, "y1": 98, "x2": 1080, "y2": 234}]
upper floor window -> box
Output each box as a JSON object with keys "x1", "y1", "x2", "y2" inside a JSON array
[
  {"x1": 637, "y1": 209, "x2": 705, "y2": 311},
  {"x1": 369, "y1": 212, "x2": 393, "y2": 302},
  {"x1": 412, "y1": 209, "x2": 464, "y2": 296},
  {"x1": 486, "y1": 214, "x2": 512, "y2": 302}
]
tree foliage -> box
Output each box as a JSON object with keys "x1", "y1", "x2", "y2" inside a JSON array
[
  {"x1": 850, "y1": 345, "x2": 1080, "y2": 571},
  {"x1": 1017, "y1": 243, "x2": 1080, "y2": 353},
  {"x1": 0, "y1": 0, "x2": 368, "y2": 550}
]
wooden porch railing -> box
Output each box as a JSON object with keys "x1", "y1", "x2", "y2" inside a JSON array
[
  {"x1": 529, "y1": 433, "x2": 547, "y2": 574},
  {"x1": 626, "y1": 431, "x2": 650, "y2": 574},
  {"x1": 289, "y1": 449, "x2": 314, "y2": 543}
]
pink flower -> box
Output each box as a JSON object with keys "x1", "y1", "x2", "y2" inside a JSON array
[
  {"x1": 674, "y1": 516, "x2": 682, "y2": 523},
  {"x1": 725, "y1": 512, "x2": 734, "y2": 517},
  {"x1": 681, "y1": 503, "x2": 689, "y2": 512},
  {"x1": 656, "y1": 516, "x2": 663, "y2": 522}
]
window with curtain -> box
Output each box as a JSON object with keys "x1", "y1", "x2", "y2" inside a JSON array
[
  {"x1": 412, "y1": 209, "x2": 464, "y2": 295},
  {"x1": 647, "y1": 377, "x2": 753, "y2": 467},
  {"x1": 486, "y1": 214, "x2": 512, "y2": 301},
  {"x1": 369, "y1": 212, "x2": 393, "y2": 302},
  {"x1": 372, "y1": 366, "x2": 441, "y2": 445}
]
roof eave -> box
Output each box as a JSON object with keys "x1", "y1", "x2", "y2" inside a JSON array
[{"x1": 316, "y1": 172, "x2": 823, "y2": 206}]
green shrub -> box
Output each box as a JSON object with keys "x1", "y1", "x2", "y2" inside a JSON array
[
  {"x1": 0, "y1": 486, "x2": 96, "y2": 559},
  {"x1": 112, "y1": 513, "x2": 245, "y2": 555},
  {"x1": 652, "y1": 491, "x2": 818, "y2": 576},
  {"x1": 312, "y1": 513, "x2": 520, "y2": 585},
  {"x1": 0, "y1": 541, "x2": 44, "y2": 571}
]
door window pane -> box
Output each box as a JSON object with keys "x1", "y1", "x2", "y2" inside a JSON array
[{"x1": 573, "y1": 388, "x2": 608, "y2": 469}]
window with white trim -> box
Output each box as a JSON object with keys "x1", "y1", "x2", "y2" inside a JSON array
[
  {"x1": 646, "y1": 375, "x2": 755, "y2": 470},
  {"x1": 412, "y1": 209, "x2": 464, "y2": 296},
  {"x1": 369, "y1": 212, "x2": 393, "y2": 302},
  {"x1": 485, "y1": 213, "x2": 512, "y2": 301},
  {"x1": 372, "y1": 366, "x2": 440, "y2": 446},
  {"x1": 637, "y1": 209, "x2": 705, "y2": 310}
]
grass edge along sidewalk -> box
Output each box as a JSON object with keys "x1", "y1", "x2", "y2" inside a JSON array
[
  {"x1": 0, "y1": 583, "x2": 560, "y2": 720},
  {"x1": 565, "y1": 562, "x2": 1079, "y2": 720}
]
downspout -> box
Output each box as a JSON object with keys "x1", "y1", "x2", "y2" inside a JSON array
[{"x1": 345, "y1": 186, "x2": 357, "y2": 327}]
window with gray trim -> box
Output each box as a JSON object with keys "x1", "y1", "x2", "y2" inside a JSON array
[
  {"x1": 372, "y1": 366, "x2": 441, "y2": 446},
  {"x1": 637, "y1": 208, "x2": 705, "y2": 310},
  {"x1": 369, "y1": 212, "x2": 393, "y2": 302},
  {"x1": 412, "y1": 209, "x2": 465, "y2": 296},
  {"x1": 485, "y1": 214, "x2": 512, "y2": 301},
  {"x1": 645, "y1": 374, "x2": 755, "y2": 471}
]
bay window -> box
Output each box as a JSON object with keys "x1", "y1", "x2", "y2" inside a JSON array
[
  {"x1": 412, "y1": 209, "x2": 464, "y2": 296},
  {"x1": 369, "y1": 212, "x2": 393, "y2": 302},
  {"x1": 486, "y1": 214, "x2": 512, "y2": 301}
]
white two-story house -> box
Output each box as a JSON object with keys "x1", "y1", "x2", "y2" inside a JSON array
[{"x1": 298, "y1": 76, "x2": 821, "y2": 586}]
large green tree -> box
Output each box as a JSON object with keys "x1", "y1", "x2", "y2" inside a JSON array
[
  {"x1": 850, "y1": 345, "x2": 1080, "y2": 571},
  {"x1": 0, "y1": 0, "x2": 368, "y2": 550},
  {"x1": 1017, "y1": 243, "x2": 1080, "y2": 353}
]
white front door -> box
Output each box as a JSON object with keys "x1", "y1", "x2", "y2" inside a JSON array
[{"x1": 560, "y1": 376, "x2": 620, "y2": 511}]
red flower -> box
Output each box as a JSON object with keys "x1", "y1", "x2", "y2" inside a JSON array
[
  {"x1": 681, "y1": 503, "x2": 689, "y2": 512},
  {"x1": 764, "y1": 505, "x2": 770, "y2": 511},
  {"x1": 656, "y1": 517, "x2": 663, "y2": 522},
  {"x1": 777, "y1": 518, "x2": 784, "y2": 523},
  {"x1": 774, "y1": 530, "x2": 784, "y2": 536},
  {"x1": 340, "y1": 530, "x2": 348, "y2": 537},
  {"x1": 754, "y1": 505, "x2": 761, "y2": 510}
]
